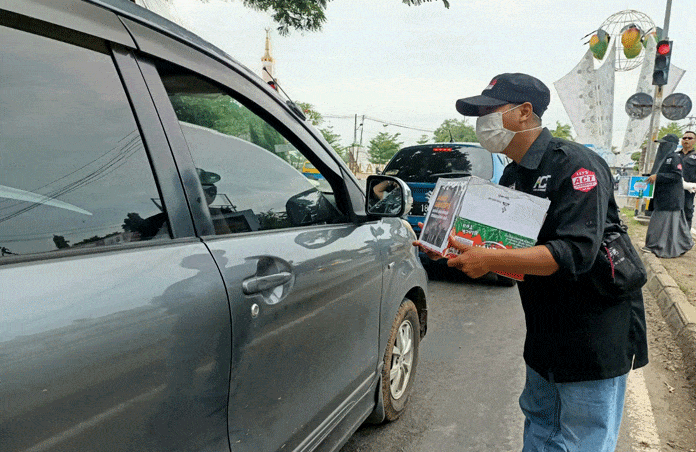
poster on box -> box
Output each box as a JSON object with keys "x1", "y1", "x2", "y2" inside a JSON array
[
  {"x1": 446, "y1": 177, "x2": 550, "y2": 281},
  {"x1": 418, "y1": 178, "x2": 467, "y2": 254},
  {"x1": 419, "y1": 176, "x2": 550, "y2": 281}
]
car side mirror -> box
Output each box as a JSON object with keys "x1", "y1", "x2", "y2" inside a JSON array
[
  {"x1": 286, "y1": 188, "x2": 336, "y2": 226},
  {"x1": 365, "y1": 175, "x2": 412, "y2": 218}
]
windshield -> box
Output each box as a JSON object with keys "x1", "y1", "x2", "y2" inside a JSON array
[{"x1": 383, "y1": 145, "x2": 493, "y2": 183}]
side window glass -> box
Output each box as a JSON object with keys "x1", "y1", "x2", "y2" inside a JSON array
[
  {"x1": 156, "y1": 63, "x2": 342, "y2": 235},
  {"x1": 0, "y1": 26, "x2": 169, "y2": 259}
]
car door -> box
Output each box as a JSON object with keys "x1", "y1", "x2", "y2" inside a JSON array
[
  {"x1": 0, "y1": 5, "x2": 231, "y2": 451},
  {"x1": 124, "y1": 24, "x2": 385, "y2": 452}
]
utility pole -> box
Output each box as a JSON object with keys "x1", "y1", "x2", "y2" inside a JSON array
[
  {"x1": 642, "y1": 0, "x2": 673, "y2": 175},
  {"x1": 686, "y1": 115, "x2": 696, "y2": 130}
]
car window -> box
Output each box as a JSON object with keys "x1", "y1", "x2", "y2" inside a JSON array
[
  {"x1": 154, "y1": 63, "x2": 343, "y2": 235},
  {"x1": 0, "y1": 26, "x2": 169, "y2": 259},
  {"x1": 383, "y1": 145, "x2": 494, "y2": 183}
]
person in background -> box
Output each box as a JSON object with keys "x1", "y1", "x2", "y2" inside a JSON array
[
  {"x1": 643, "y1": 134, "x2": 693, "y2": 257},
  {"x1": 415, "y1": 72, "x2": 648, "y2": 452},
  {"x1": 679, "y1": 131, "x2": 696, "y2": 228}
]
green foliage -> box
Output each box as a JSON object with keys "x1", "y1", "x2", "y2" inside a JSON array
[
  {"x1": 170, "y1": 94, "x2": 288, "y2": 158},
  {"x1": 631, "y1": 151, "x2": 641, "y2": 162},
  {"x1": 549, "y1": 121, "x2": 574, "y2": 141},
  {"x1": 191, "y1": 0, "x2": 450, "y2": 35},
  {"x1": 417, "y1": 134, "x2": 430, "y2": 144},
  {"x1": 368, "y1": 131, "x2": 403, "y2": 165},
  {"x1": 320, "y1": 126, "x2": 347, "y2": 161},
  {"x1": 296, "y1": 102, "x2": 323, "y2": 126},
  {"x1": 641, "y1": 122, "x2": 686, "y2": 148},
  {"x1": 657, "y1": 122, "x2": 685, "y2": 139},
  {"x1": 433, "y1": 119, "x2": 476, "y2": 143},
  {"x1": 242, "y1": 0, "x2": 328, "y2": 36}
]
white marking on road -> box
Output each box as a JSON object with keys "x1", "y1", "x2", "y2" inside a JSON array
[{"x1": 625, "y1": 369, "x2": 661, "y2": 451}]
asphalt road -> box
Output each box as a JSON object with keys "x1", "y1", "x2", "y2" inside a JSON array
[
  {"x1": 342, "y1": 273, "x2": 526, "y2": 451},
  {"x1": 340, "y1": 271, "x2": 692, "y2": 451}
]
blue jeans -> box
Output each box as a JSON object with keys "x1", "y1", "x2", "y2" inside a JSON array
[{"x1": 519, "y1": 365, "x2": 628, "y2": 452}]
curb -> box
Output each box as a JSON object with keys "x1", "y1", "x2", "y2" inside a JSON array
[{"x1": 633, "y1": 238, "x2": 696, "y2": 366}]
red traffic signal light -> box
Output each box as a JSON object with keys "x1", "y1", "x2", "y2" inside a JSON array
[
  {"x1": 652, "y1": 40, "x2": 673, "y2": 86},
  {"x1": 657, "y1": 41, "x2": 671, "y2": 55}
]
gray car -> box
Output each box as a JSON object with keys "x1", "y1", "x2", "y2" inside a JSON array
[{"x1": 0, "y1": 1, "x2": 428, "y2": 450}]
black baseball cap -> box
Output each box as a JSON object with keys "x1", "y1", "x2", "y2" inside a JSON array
[
  {"x1": 456, "y1": 73, "x2": 551, "y2": 118},
  {"x1": 655, "y1": 134, "x2": 679, "y2": 144}
]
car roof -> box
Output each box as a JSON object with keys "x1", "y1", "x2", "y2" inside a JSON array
[
  {"x1": 84, "y1": 0, "x2": 258, "y2": 81},
  {"x1": 400, "y1": 142, "x2": 484, "y2": 150}
]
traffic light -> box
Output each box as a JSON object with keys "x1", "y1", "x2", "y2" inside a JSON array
[{"x1": 652, "y1": 40, "x2": 672, "y2": 86}]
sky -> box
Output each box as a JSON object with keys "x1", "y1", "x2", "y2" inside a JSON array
[{"x1": 141, "y1": 0, "x2": 695, "y2": 157}]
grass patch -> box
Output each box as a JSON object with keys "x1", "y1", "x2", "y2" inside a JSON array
[
  {"x1": 620, "y1": 207, "x2": 646, "y2": 228},
  {"x1": 620, "y1": 207, "x2": 635, "y2": 218}
]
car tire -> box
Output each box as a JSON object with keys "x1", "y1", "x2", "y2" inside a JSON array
[{"x1": 381, "y1": 298, "x2": 420, "y2": 422}]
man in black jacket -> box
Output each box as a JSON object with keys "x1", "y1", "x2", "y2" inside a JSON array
[
  {"x1": 415, "y1": 73, "x2": 648, "y2": 452},
  {"x1": 679, "y1": 131, "x2": 696, "y2": 228}
]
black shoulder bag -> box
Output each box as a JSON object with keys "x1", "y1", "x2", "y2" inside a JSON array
[{"x1": 589, "y1": 222, "x2": 647, "y2": 299}]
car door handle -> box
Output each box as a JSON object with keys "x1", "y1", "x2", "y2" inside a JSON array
[{"x1": 242, "y1": 272, "x2": 293, "y2": 294}]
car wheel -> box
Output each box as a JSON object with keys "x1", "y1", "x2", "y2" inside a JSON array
[{"x1": 381, "y1": 298, "x2": 420, "y2": 421}]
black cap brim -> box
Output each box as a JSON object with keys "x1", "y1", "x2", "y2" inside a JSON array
[{"x1": 456, "y1": 95, "x2": 509, "y2": 116}]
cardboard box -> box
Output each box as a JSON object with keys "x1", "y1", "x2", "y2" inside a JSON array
[{"x1": 419, "y1": 176, "x2": 550, "y2": 281}]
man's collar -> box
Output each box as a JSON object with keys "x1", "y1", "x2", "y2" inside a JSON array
[{"x1": 518, "y1": 128, "x2": 552, "y2": 170}]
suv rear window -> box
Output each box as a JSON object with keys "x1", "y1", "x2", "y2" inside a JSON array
[{"x1": 383, "y1": 145, "x2": 493, "y2": 183}]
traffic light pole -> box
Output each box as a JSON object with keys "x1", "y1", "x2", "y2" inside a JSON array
[
  {"x1": 643, "y1": 0, "x2": 673, "y2": 175},
  {"x1": 643, "y1": 87, "x2": 664, "y2": 174}
]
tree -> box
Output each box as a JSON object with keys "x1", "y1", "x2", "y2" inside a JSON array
[
  {"x1": 296, "y1": 102, "x2": 323, "y2": 126},
  {"x1": 549, "y1": 121, "x2": 574, "y2": 141},
  {"x1": 136, "y1": 1, "x2": 449, "y2": 35},
  {"x1": 433, "y1": 119, "x2": 476, "y2": 143},
  {"x1": 320, "y1": 126, "x2": 347, "y2": 161},
  {"x1": 170, "y1": 94, "x2": 288, "y2": 157},
  {"x1": 368, "y1": 131, "x2": 402, "y2": 165},
  {"x1": 417, "y1": 134, "x2": 430, "y2": 144},
  {"x1": 169, "y1": 0, "x2": 449, "y2": 35},
  {"x1": 657, "y1": 122, "x2": 685, "y2": 139}
]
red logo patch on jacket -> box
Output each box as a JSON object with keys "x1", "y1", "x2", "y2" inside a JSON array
[
  {"x1": 678, "y1": 163, "x2": 683, "y2": 170},
  {"x1": 572, "y1": 168, "x2": 597, "y2": 192}
]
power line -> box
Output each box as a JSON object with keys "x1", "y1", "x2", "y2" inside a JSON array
[
  {"x1": 363, "y1": 116, "x2": 434, "y2": 133},
  {"x1": 323, "y1": 114, "x2": 435, "y2": 133}
]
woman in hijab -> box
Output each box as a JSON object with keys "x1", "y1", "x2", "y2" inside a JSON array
[{"x1": 644, "y1": 134, "x2": 694, "y2": 257}]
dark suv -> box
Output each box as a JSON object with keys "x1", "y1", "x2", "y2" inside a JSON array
[
  {"x1": 383, "y1": 143, "x2": 510, "y2": 235},
  {"x1": 0, "y1": 2, "x2": 428, "y2": 451}
]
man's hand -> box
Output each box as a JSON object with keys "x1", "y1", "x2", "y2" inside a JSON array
[
  {"x1": 445, "y1": 233, "x2": 492, "y2": 279},
  {"x1": 646, "y1": 174, "x2": 657, "y2": 184}
]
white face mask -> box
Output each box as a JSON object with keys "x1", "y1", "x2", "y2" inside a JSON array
[{"x1": 475, "y1": 105, "x2": 541, "y2": 153}]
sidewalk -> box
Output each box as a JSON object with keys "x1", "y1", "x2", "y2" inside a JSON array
[{"x1": 625, "y1": 212, "x2": 696, "y2": 367}]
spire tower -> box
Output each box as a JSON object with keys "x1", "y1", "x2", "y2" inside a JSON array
[{"x1": 261, "y1": 28, "x2": 276, "y2": 85}]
